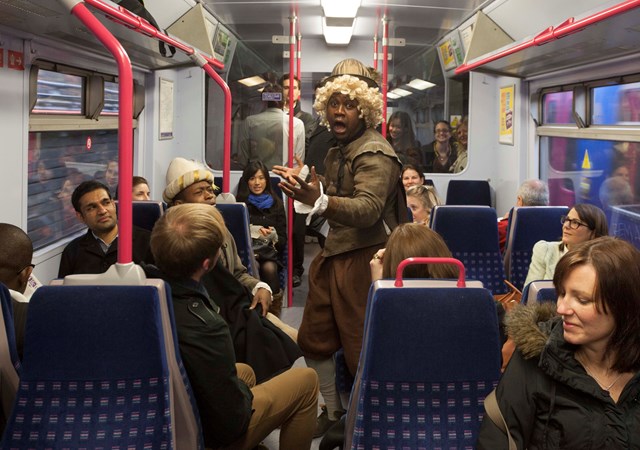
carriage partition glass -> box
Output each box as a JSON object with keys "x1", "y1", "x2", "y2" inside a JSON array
[{"x1": 102, "y1": 81, "x2": 119, "y2": 115}]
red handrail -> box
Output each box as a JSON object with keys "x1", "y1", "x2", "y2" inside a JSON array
[
  {"x1": 287, "y1": 15, "x2": 296, "y2": 307},
  {"x1": 67, "y1": 1, "x2": 134, "y2": 264},
  {"x1": 381, "y1": 15, "x2": 389, "y2": 138},
  {"x1": 394, "y1": 257, "x2": 466, "y2": 288},
  {"x1": 83, "y1": 0, "x2": 224, "y2": 70},
  {"x1": 62, "y1": 0, "x2": 233, "y2": 264},
  {"x1": 455, "y1": 0, "x2": 640, "y2": 75}
]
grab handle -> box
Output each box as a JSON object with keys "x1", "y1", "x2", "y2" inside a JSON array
[{"x1": 394, "y1": 257, "x2": 466, "y2": 287}]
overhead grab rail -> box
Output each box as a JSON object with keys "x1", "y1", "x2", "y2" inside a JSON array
[
  {"x1": 59, "y1": 0, "x2": 231, "y2": 265},
  {"x1": 455, "y1": 0, "x2": 640, "y2": 75}
]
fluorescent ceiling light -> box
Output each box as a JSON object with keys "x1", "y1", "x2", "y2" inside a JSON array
[
  {"x1": 323, "y1": 17, "x2": 355, "y2": 45},
  {"x1": 386, "y1": 91, "x2": 401, "y2": 100},
  {"x1": 408, "y1": 79, "x2": 436, "y2": 90},
  {"x1": 321, "y1": 0, "x2": 361, "y2": 18},
  {"x1": 391, "y1": 88, "x2": 412, "y2": 97},
  {"x1": 238, "y1": 76, "x2": 266, "y2": 87}
]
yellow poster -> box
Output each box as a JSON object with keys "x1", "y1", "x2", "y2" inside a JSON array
[
  {"x1": 499, "y1": 85, "x2": 515, "y2": 145},
  {"x1": 439, "y1": 40, "x2": 456, "y2": 71}
]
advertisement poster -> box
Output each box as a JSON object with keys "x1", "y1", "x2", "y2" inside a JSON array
[
  {"x1": 439, "y1": 40, "x2": 457, "y2": 71},
  {"x1": 499, "y1": 85, "x2": 515, "y2": 145}
]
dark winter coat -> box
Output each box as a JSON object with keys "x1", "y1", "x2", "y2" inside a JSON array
[{"x1": 477, "y1": 302, "x2": 640, "y2": 449}]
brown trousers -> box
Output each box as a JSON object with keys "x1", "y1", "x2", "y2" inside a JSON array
[
  {"x1": 220, "y1": 363, "x2": 319, "y2": 450},
  {"x1": 298, "y1": 244, "x2": 381, "y2": 375}
]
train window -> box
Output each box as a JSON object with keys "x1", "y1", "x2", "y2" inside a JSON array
[
  {"x1": 541, "y1": 91, "x2": 574, "y2": 124},
  {"x1": 28, "y1": 63, "x2": 125, "y2": 251},
  {"x1": 103, "y1": 81, "x2": 119, "y2": 115},
  {"x1": 539, "y1": 136, "x2": 637, "y2": 210},
  {"x1": 592, "y1": 81, "x2": 640, "y2": 125},
  {"x1": 33, "y1": 70, "x2": 84, "y2": 115}
]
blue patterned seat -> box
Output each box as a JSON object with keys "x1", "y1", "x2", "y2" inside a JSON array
[
  {"x1": 115, "y1": 200, "x2": 165, "y2": 232},
  {"x1": 216, "y1": 202, "x2": 260, "y2": 278},
  {"x1": 1, "y1": 285, "x2": 173, "y2": 449},
  {"x1": 344, "y1": 280, "x2": 501, "y2": 450},
  {"x1": 446, "y1": 180, "x2": 491, "y2": 206},
  {"x1": 431, "y1": 206, "x2": 508, "y2": 294},
  {"x1": 503, "y1": 206, "x2": 568, "y2": 291}
]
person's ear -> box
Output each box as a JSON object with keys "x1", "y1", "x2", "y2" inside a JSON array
[
  {"x1": 516, "y1": 196, "x2": 524, "y2": 207},
  {"x1": 173, "y1": 199, "x2": 184, "y2": 205},
  {"x1": 17, "y1": 265, "x2": 33, "y2": 292}
]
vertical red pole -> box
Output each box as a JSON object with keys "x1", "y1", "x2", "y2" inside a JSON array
[
  {"x1": 373, "y1": 35, "x2": 378, "y2": 71},
  {"x1": 381, "y1": 15, "x2": 389, "y2": 138},
  {"x1": 70, "y1": 2, "x2": 134, "y2": 264},
  {"x1": 287, "y1": 15, "x2": 296, "y2": 308}
]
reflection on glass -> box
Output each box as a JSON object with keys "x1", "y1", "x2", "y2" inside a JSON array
[
  {"x1": 103, "y1": 81, "x2": 119, "y2": 115},
  {"x1": 540, "y1": 136, "x2": 638, "y2": 210},
  {"x1": 28, "y1": 130, "x2": 118, "y2": 250}
]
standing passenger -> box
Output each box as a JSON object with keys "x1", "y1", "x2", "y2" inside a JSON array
[
  {"x1": 274, "y1": 58, "x2": 404, "y2": 436},
  {"x1": 450, "y1": 116, "x2": 468, "y2": 173},
  {"x1": 422, "y1": 120, "x2": 456, "y2": 173},
  {"x1": 386, "y1": 111, "x2": 422, "y2": 166},
  {"x1": 281, "y1": 73, "x2": 316, "y2": 138}
]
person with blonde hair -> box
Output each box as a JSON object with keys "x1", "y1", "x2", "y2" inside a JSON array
[
  {"x1": 274, "y1": 58, "x2": 404, "y2": 437},
  {"x1": 147, "y1": 203, "x2": 319, "y2": 450},
  {"x1": 370, "y1": 223, "x2": 458, "y2": 282},
  {"x1": 406, "y1": 184, "x2": 442, "y2": 226}
]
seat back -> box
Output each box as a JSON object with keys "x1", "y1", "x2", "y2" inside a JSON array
[
  {"x1": 609, "y1": 204, "x2": 640, "y2": 250},
  {"x1": 216, "y1": 202, "x2": 260, "y2": 277},
  {"x1": 0, "y1": 284, "x2": 20, "y2": 430},
  {"x1": 115, "y1": 200, "x2": 165, "y2": 231},
  {"x1": 431, "y1": 206, "x2": 507, "y2": 294},
  {"x1": 53, "y1": 266, "x2": 204, "y2": 450},
  {"x1": 345, "y1": 279, "x2": 501, "y2": 450},
  {"x1": 446, "y1": 180, "x2": 491, "y2": 206},
  {"x1": 504, "y1": 206, "x2": 568, "y2": 290},
  {"x1": 1, "y1": 285, "x2": 172, "y2": 449},
  {"x1": 522, "y1": 280, "x2": 557, "y2": 305}
]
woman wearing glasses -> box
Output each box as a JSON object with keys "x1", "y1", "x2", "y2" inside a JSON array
[{"x1": 524, "y1": 204, "x2": 608, "y2": 286}]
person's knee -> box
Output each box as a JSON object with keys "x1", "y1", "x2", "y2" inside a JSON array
[
  {"x1": 236, "y1": 362, "x2": 256, "y2": 388},
  {"x1": 295, "y1": 367, "x2": 319, "y2": 404}
]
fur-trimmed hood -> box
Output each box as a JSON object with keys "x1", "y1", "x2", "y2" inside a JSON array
[{"x1": 506, "y1": 302, "x2": 558, "y2": 360}]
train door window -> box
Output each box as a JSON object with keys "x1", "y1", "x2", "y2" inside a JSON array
[
  {"x1": 592, "y1": 81, "x2": 640, "y2": 125},
  {"x1": 28, "y1": 62, "x2": 123, "y2": 251},
  {"x1": 541, "y1": 91, "x2": 573, "y2": 124}
]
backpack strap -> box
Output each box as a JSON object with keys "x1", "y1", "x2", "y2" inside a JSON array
[{"x1": 484, "y1": 389, "x2": 517, "y2": 450}]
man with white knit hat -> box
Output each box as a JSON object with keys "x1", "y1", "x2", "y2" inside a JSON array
[{"x1": 163, "y1": 157, "x2": 272, "y2": 313}]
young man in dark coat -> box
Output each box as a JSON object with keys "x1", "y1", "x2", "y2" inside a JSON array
[
  {"x1": 147, "y1": 203, "x2": 318, "y2": 450},
  {"x1": 58, "y1": 180, "x2": 153, "y2": 278}
]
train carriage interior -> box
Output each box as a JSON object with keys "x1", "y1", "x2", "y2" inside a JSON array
[{"x1": 1, "y1": 0, "x2": 640, "y2": 448}]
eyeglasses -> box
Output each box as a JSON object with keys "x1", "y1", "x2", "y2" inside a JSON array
[
  {"x1": 16, "y1": 263, "x2": 35, "y2": 275},
  {"x1": 560, "y1": 216, "x2": 591, "y2": 230}
]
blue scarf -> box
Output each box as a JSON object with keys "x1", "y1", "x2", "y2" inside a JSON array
[{"x1": 248, "y1": 193, "x2": 274, "y2": 210}]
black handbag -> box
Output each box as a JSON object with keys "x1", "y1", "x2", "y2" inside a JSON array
[{"x1": 252, "y1": 238, "x2": 278, "y2": 262}]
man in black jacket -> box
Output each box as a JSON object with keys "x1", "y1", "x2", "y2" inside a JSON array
[
  {"x1": 148, "y1": 203, "x2": 318, "y2": 450},
  {"x1": 58, "y1": 180, "x2": 153, "y2": 278}
]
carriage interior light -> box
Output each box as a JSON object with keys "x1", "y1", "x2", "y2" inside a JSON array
[
  {"x1": 238, "y1": 75, "x2": 266, "y2": 87},
  {"x1": 322, "y1": 17, "x2": 355, "y2": 45},
  {"x1": 408, "y1": 79, "x2": 436, "y2": 90},
  {"x1": 321, "y1": 0, "x2": 361, "y2": 18},
  {"x1": 386, "y1": 91, "x2": 401, "y2": 100},
  {"x1": 390, "y1": 88, "x2": 412, "y2": 97}
]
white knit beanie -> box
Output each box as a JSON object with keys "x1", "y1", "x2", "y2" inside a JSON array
[{"x1": 163, "y1": 157, "x2": 216, "y2": 203}]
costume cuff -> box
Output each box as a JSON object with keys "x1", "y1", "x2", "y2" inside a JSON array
[
  {"x1": 305, "y1": 193, "x2": 329, "y2": 225},
  {"x1": 252, "y1": 282, "x2": 273, "y2": 298}
]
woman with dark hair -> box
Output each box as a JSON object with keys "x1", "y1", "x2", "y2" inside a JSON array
[
  {"x1": 370, "y1": 223, "x2": 458, "y2": 282},
  {"x1": 524, "y1": 203, "x2": 608, "y2": 286},
  {"x1": 401, "y1": 164, "x2": 426, "y2": 191},
  {"x1": 386, "y1": 111, "x2": 422, "y2": 166},
  {"x1": 478, "y1": 236, "x2": 640, "y2": 449},
  {"x1": 236, "y1": 160, "x2": 287, "y2": 314},
  {"x1": 422, "y1": 120, "x2": 457, "y2": 173}
]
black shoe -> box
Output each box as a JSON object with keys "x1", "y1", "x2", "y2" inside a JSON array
[
  {"x1": 292, "y1": 274, "x2": 302, "y2": 287},
  {"x1": 314, "y1": 405, "x2": 345, "y2": 439},
  {"x1": 319, "y1": 414, "x2": 346, "y2": 450}
]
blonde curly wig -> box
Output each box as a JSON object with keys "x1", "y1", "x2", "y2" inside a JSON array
[{"x1": 313, "y1": 75, "x2": 384, "y2": 130}]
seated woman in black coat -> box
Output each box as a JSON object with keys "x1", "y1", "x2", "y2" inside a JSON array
[
  {"x1": 236, "y1": 160, "x2": 287, "y2": 312},
  {"x1": 477, "y1": 236, "x2": 640, "y2": 449}
]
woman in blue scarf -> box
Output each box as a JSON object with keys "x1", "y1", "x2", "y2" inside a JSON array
[{"x1": 237, "y1": 160, "x2": 287, "y2": 314}]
